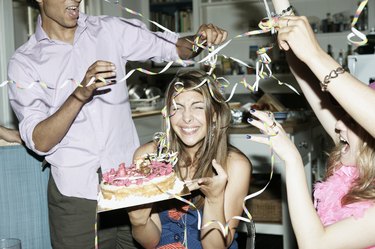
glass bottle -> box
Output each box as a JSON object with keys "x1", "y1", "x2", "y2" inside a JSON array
[
  {"x1": 344, "y1": 44, "x2": 353, "y2": 70},
  {"x1": 327, "y1": 13, "x2": 333, "y2": 32},
  {"x1": 337, "y1": 49, "x2": 344, "y2": 67},
  {"x1": 327, "y1": 44, "x2": 334, "y2": 58}
]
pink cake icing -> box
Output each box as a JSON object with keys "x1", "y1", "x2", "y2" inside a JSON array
[
  {"x1": 102, "y1": 161, "x2": 174, "y2": 187},
  {"x1": 99, "y1": 158, "x2": 183, "y2": 206}
]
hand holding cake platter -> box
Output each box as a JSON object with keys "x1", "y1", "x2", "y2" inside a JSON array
[{"x1": 97, "y1": 152, "x2": 189, "y2": 212}]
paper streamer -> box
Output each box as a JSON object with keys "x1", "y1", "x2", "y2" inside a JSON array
[{"x1": 347, "y1": 0, "x2": 369, "y2": 46}]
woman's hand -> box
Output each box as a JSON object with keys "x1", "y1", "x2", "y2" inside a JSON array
[
  {"x1": 72, "y1": 60, "x2": 116, "y2": 103},
  {"x1": 247, "y1": 110, "x2": 301, "y2": 164},
  {"x1": 0, "y1": 126, "x2": 22, "y2": 144},
  {"x1": 127, "y1": 204, "x2": 153, "y2": 227},
  {"x1": 277, "y1": 16, "x2": 326, "y2": 65},
  {"x1": 196, "y1": 159, "x2": 227, "y2": 202}
]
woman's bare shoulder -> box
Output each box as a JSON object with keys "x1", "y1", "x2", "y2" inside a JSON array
[{"x1": 227, "y1": 149, "x2": 252, "y2": 173}]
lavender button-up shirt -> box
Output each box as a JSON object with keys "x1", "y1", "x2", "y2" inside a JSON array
[{"x1": 8, "y1": 13, "x2": 179, "y2": 200}]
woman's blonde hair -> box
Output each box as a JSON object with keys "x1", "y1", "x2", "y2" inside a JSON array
[
  {"x1": 326, "y1": 121, "x2": 375, "y2": 205},
  {"x1": 164, "y1": 69, "x2": 232, "y2": 208}
]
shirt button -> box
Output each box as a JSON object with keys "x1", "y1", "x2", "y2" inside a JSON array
[{"x1": 174, "y1": 234, "x2": 180, "y2": 241}]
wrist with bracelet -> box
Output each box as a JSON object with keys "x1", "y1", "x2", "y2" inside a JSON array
[
  {"x1": 320, "y1": 67, "x2": 346, "y2": 92},
  {"x1": 71, "y1": 92, "x2": 86, "y2": 103},
  {"x1": 273, "y1": 5, "x2": 295, "y2": 17}
]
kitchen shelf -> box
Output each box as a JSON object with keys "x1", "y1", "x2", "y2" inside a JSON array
[{"x1": 149, "y1": 0, "x2": 195, "y2": 33}]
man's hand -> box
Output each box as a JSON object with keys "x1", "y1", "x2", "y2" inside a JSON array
[
  {"x1": 177, "y1": 24, "x2": 227, "y2": 59},
  {"x1": 72, "y1": 60, "x2": 116, "y2": 103},
  {"x1": 196, "y1": 23, "x2": 228, "y2": 47}
]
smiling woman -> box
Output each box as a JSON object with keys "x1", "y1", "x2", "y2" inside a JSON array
[
  {"x1": 127, "y1": 69, "x2": 252, "y2": 249},
  {"x1": 170, "y1": 90, "x2": 208, "y2": 149}
]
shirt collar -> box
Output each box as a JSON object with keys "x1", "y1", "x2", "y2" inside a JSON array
[{"x1": 34, "y1": 12, "x2": 88, "y2": 43}]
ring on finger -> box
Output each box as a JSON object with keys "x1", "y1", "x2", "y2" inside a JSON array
[{"x1": 270, "y1": 121, "x2": 277, "y2": 129}]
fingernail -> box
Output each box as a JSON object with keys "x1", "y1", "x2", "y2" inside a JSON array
[
  {"x1": 250, "y1": 109, "x2": 255, "y2": 113},
  {"x1": 246, "y1": 135, "x2": 252, "y2": 139},
  {"x1": 247, "y1": 117, "x2": 253, "y2": 122}
]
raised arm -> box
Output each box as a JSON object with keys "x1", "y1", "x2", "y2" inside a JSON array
[
  {"x1": 272, "y1": 0, "x2": 375, "y2": 139},
  {"x1": 249, "y1": 110, "x2": 375, "y2": 249},
  {"x1": 272, "y1": 0, "x2": 339, "y2": 141}
]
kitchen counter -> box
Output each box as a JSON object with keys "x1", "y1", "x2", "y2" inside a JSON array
[
  {"x1": 229, "y1": 119, "x2": 319, "y2": 134},
  {"x1": 132, "y1": 109, "x2": 162, "y2": 118}
]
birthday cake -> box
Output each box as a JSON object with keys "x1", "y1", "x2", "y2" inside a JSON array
[{"x1": 98, "y1": 154, "x2": 185, "y2": 211}]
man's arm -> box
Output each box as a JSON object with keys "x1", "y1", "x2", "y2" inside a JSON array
[{"x1": 32, "y1": 61, "x2": 116, "y2": 152}]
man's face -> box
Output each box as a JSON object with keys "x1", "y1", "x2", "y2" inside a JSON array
[{"x1": 38, "y1": 0, "x2": 81, "y2": 30}]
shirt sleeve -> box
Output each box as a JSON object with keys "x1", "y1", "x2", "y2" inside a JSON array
[
  {"x1": 7, "y1": 56, "x2": 60, "y2": 156},
  {"x1": 105, "y1": 17, "x2": 180, "y2": 63}
]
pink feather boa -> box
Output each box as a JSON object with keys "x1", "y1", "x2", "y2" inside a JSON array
[{"x1": 314, "y1": 166, "x2": 375, "y2": 248}]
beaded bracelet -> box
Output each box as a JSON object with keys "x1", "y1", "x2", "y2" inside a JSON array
[
  {"x1": 272, "y1": 5, "x2": 295, "y2": 17},
  {"x1": 71, "y1": 92, "x2": 85, "y2": 103},
  {"x1": 320, "y1": 67, "x2": 346, "y2": 92},
  {"x1": 280, "y1": 5, "x2": 295, "y2": 16}
]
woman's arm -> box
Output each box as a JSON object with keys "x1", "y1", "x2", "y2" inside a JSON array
[
  {"x1": 273, "y1": 0, "x2": 375, "y2": 138},
  {"x1": 223, "y1": 152, "x2": 251, "y2": 246},
  {"x1": 128, "y1": 142, "x2": 162, "y2": 249},
  {"x1": 0, "y1": 126, "x2": 21, "y2": 144},
  {"x1": 199, "y1": 154, "x2": 251, "y2": 248},
  {"x1": 129, "y1": 210, "x2": 161, "y2": 249},
  {"x1": 128, "y1": 142, "x2": 161, "y2": 249},
  {"x1": 272, "y1": 0, "x2": 339, "y2": 142},
  {"x1": 249, "y1": 110, "x2": 375, "y2": 249}
]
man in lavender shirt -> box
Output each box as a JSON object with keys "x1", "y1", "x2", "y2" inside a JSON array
[{"x1": 7, "y1": 0, "x2": 227, "y2": 248}]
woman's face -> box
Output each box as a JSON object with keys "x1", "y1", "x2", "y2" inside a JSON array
[
  {"x1": 335, "y1": 114, "x2": 361, "y2": 166},
  {"x1": 170, "y1": 90, "x2": 208, "y2": 151}
]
